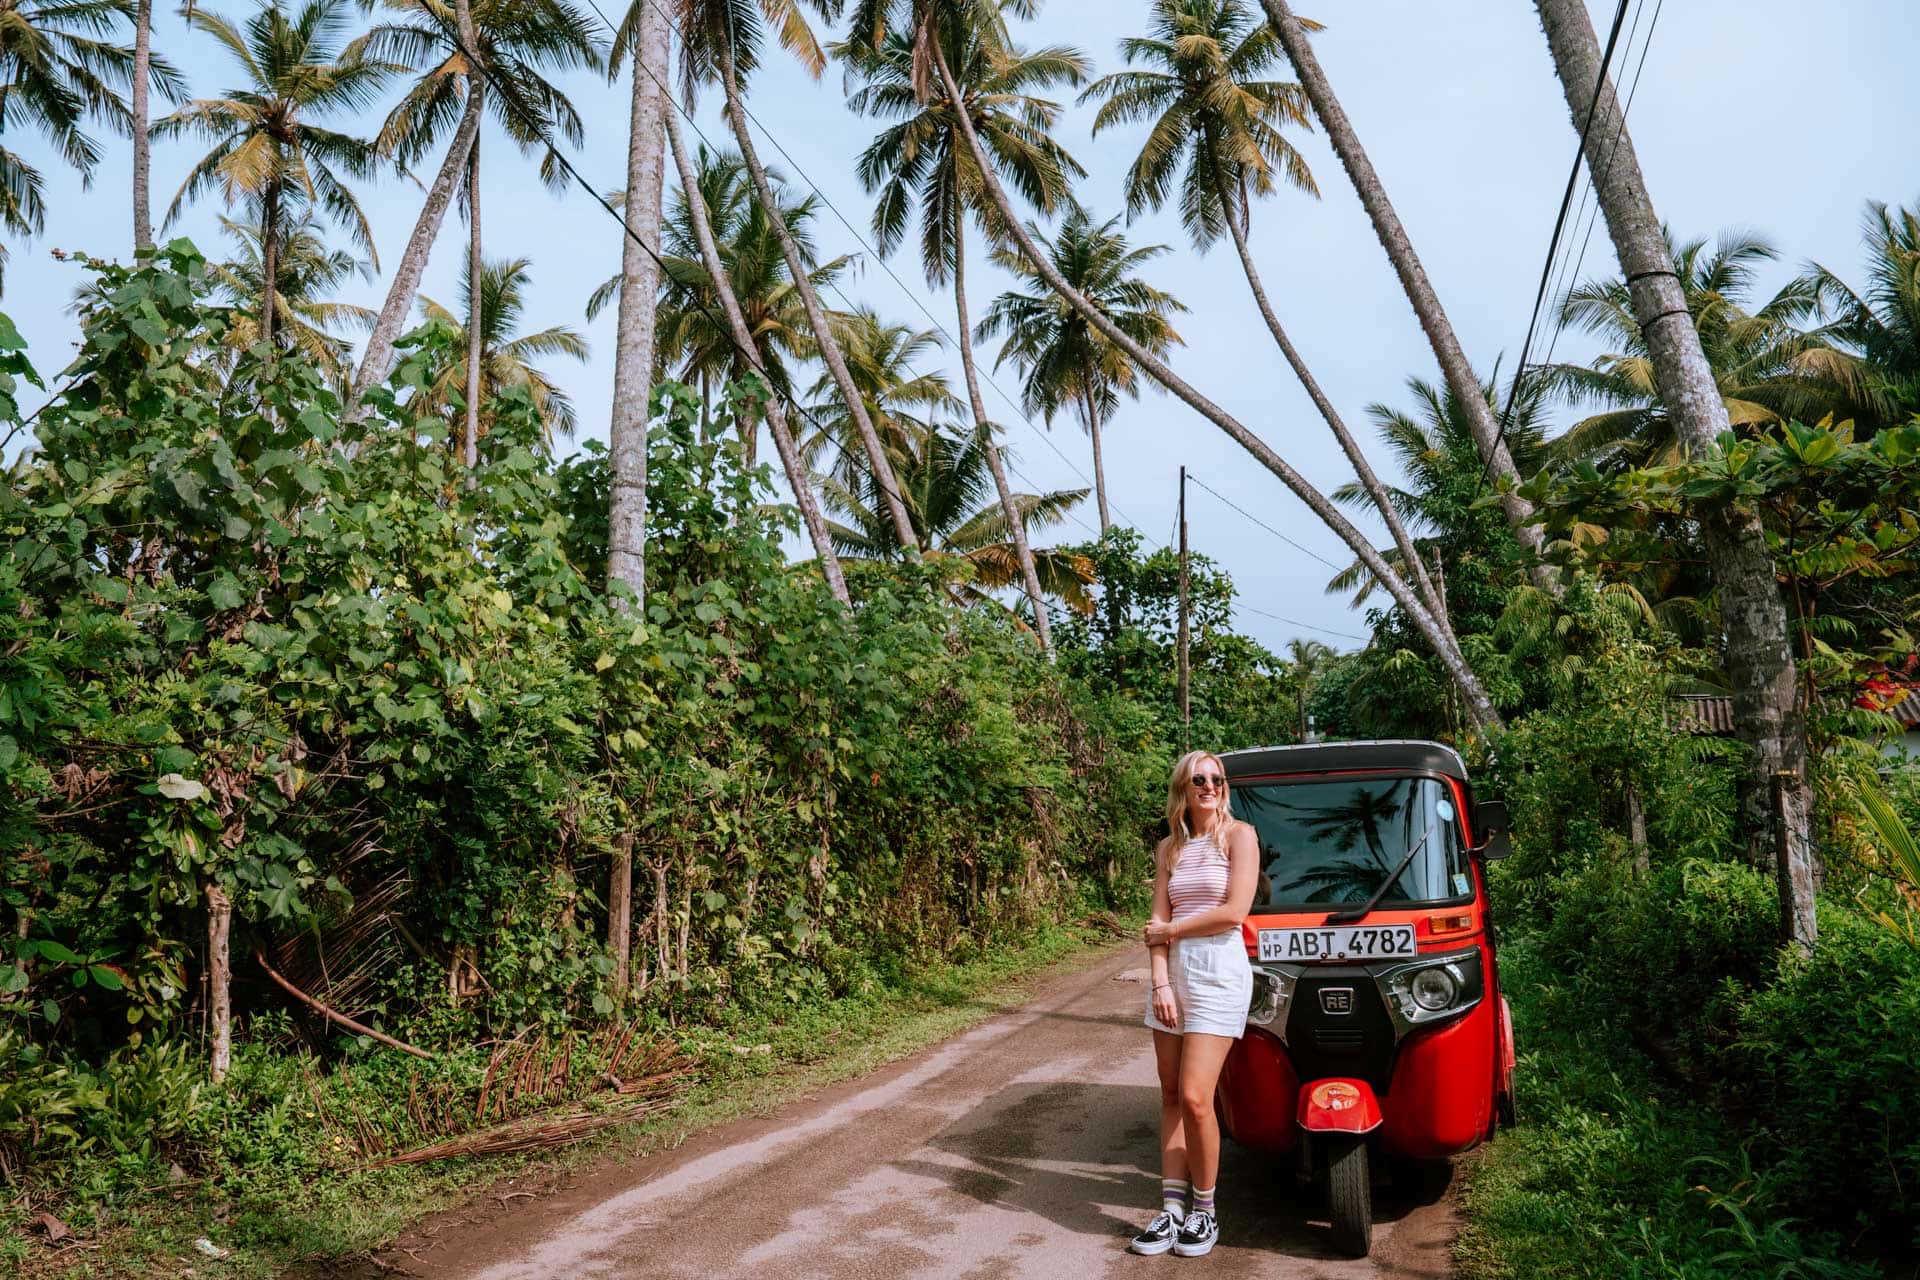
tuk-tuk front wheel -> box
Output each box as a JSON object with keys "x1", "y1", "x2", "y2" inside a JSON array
[{"x1": 1324, "y1": 1134, "x2": 1372, "y2": 1257}]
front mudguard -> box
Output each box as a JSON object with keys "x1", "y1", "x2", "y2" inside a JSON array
[{"x1": 1296, "y1": 1078, "x2": 1383, "y2": 1135}]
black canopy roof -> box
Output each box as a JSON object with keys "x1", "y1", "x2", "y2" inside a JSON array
[{"x1": 1218, "y1": 740, "x2": 1470, "y2": 783}]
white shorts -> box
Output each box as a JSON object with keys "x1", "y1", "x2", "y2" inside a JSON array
[{"x1": 1144, "y1": 928, "x2": 1252, "y2": 1039}]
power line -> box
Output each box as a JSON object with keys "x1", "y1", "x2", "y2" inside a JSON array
[
  {"x1": 1184, "y1": 471, "x2": 1343, "y2": 570},
  {"x1": 1231, "y1": 602, "x2": 1366, "y2": 644},
  {"x1": 596, "y1": 0, "x2": 1137, "y2": 527},
  {"x1": 432, "y1": 23, "x2": 926, "y2": 536},
  {"x1": 1476, "y1": 0, "x2": 1634, "y2": 491},
  {"x1": 1536, "y1": 0, "x2": 1666, "y2": 378}
]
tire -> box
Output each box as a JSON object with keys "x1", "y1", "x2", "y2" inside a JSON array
[{"x1": 1325, "y1": 1134, "x2": 1373, "y2": 1258}]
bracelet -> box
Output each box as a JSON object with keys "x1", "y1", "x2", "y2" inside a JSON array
[{"x1": 1152, "y1": 983, "x2": 1172, "y2": 992}]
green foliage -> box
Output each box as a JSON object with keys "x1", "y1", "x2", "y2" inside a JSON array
[
  {"x1": 1053, "y1": 526, "x2": 1297, "y2": 752},
  {"x1": 0, "y1": 246, "x2": 1172, "y2": 1210}
]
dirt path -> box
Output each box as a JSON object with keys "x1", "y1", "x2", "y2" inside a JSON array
[{"x1": 387, "y1": 944, "x2": 1459, "y2": 1280}]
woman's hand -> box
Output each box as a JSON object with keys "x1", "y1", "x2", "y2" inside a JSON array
[
  {"x1": 1152, "y1": 981, "x2": 1179, "y2": 1028},
  {"x1": 1143, "y1": 918, "x2": 1177, "y2": 948}
]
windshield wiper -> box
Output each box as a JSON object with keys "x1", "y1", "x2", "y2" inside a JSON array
[{"x1": 1323, "y1": 820, "x2": 1440, "y2": 926}]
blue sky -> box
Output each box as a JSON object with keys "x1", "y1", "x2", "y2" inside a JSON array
[{"x1": 6, "y1": 0, "x2": 1917, "y2": 654}]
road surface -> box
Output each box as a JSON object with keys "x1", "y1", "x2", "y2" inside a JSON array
[{"x1": 393, "y1": 943, "x2": 1460, "y2": 1280}]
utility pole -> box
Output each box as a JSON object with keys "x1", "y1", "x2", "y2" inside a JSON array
[
  {"x1": 1534, "y1": 0, "x2": 1815, "y2": 950},
  {"x1": 1178, "y1": 467, "x2": 1191, "y2": 753}
]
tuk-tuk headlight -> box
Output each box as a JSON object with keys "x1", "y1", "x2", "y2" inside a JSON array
[
  {"x1": 1378, "y1": 947, "x2": 1484, "y2": 1036},
  {"x1": 1248, "y1": 965, "x2": 1297, "y2": 1028},
  {"x1": 1410, "y1": 966, "x2": 1457, "y2": 1011}
]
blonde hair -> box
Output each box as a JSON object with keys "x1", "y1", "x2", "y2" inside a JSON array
[{"x1": 1165, "y1": 750, "x2": 1231, "y2": 858}]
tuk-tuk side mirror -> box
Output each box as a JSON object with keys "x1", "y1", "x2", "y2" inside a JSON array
[{"x1": 1474, "y1": 799, "x2": 1512, "y2": 862}]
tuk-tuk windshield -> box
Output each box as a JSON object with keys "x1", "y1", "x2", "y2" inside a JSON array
[{"x1": 1230, "y1": 774, "x2": 1470, "y2": 911}]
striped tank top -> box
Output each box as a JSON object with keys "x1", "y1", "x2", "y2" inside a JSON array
[{"x1": 1167, "y1": 829, "x2": 1231, "y2": 923}]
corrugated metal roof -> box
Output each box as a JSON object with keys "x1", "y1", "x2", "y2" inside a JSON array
[{"x1": 1670, "y1": 689, "x2": 1920, "y2": 735}]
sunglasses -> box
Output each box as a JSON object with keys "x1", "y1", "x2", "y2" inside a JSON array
[{"x1": 1189, "y1": 773, "x2": 1225, "y2": 789}]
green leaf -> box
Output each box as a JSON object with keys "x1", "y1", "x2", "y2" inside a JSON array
[
  {"x1": 0, "y1": 735, "x2": 16, "y2": 771},
  {"x1": 34, "y1": 939, "x2": 83, "y2": 965},
  {"x1": 129, "y1": 317, "x2": 169, "y2": 346},
  {"x1": 208, "y1": 574, "x2": 245, "y2": 610},
  {"x1": 89, "y1": 966, "x2": 125, "y2": 991}
]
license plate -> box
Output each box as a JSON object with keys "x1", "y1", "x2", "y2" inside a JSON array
[{"x1": 1258, "y1": 924, "x2": 1417, "y2": 962}]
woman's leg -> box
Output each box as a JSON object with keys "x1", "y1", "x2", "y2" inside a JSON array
[
  {"x1": 1175, "y1": 1033, "x2": 1237, "y2": 1191},
  {"x1": 1152, "y1": 1029, "x2": 1188, "y2": 1182}
]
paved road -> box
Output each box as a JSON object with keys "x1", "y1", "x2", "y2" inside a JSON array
[{"x1": 403, "y1": 944, "x2": 1459, "y2": 1280}]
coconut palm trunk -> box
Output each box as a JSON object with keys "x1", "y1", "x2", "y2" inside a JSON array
[
  {"x1": 1077, "y1": 387, "x2": 1112, "y2": 533},
  {"x1": 1257, "y1": 0, "x2": 1555, "y2": 592},
  {"x1": 715, "y1": 41, "x2": 919, "y2": 556},
  {"x1": 953, "y1": 223, "x2": 1051, "y2": 652},
  {"x1": 664, "y1": 101, "x2": 850, "y2": 605},
  {"x1": 606, "y1": 0, "x2": 670, "y2": 605},
  {"x1": 1204, "y1": 139, "x2": 1447, "y2": 623},
  {"x1": 1533, "y1": 0, "x2": 1813, "y2": 945},
  {"x1": 259, "y1": 183, "x2": 279, "y2": 348},
  {"x1": 351, "y1": 93, "x2": 481, "y2": 406},
  {"x1": 456, "y1": 0, "x2": 483, "y2": 476},
  {"x1": 131, "y1": 0, "x2": 153, "y2": 251},
  {"x1": 462, "y1": 115, "x2": 483, "y2": 474},
  {"x1": 931, "y1": 42, "x2": 1501, "y2": 732}
]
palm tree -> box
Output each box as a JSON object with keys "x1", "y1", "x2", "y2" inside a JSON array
[
  {"x1": 1, "y1": 0, "x2": 181, "y2": 283},
  {"x1": 840, "y1": 9, "x2": 1086, "y2": 653},
  {"x1": 798, "y1": 308, "x2": 963, "y2": 490},
  {"x1": 1079, "y1": 0, "x2": 1446, "y2": 628},
  {"x1": 842, "y1": 0, "x2": 1506, "y2": 733},
  {"x1": 418, "y1": 255, "x2": 588, "y2": 448},
  {"x1": 1325, "y1": 373, "x2": 1551, "y2": 606},
  {"x1": 657, "y1": 96, "x2": 849, "y2": 604},
  {"x1": 676, "y1": 0, "x2": 920, "y2": 555},
  {"x1": 1256, "y1": 0, "x2": 1552, "y2": 578},
  {"x1": 589, "y1": 149, "x2": 852, "y2": 457},
  {"x1": 356, "y1": 0, "x2": 602, "y2": 446},
  {"x1": 210, "y1": 210, "x2": 375, "y2": 382},
  {"x1": 1805, "y1": 197, "x2": 1920, "y2": 432},
  {"x1": 156, "y1": 0, "x2": 392, "y2": 348},
  {"x1": 1283, "y1": 637, "x2": 1334, "y2": 739},
  {"x1": 977, "y1": 205, "x2": 1186, "y2": 533},
  {"x1": 820, "y1": 416, "x2": 1097, "y2": 617},
  {"x1": 1542, "y1": 231, "x2": 1859, "y2": 470},
  {"x1": 603, "y1": 0, "x2": 671, "y2": 621}
]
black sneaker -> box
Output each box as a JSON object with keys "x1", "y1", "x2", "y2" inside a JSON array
[
  {"x1": 1172, "y1": 1209, "x2": 1218, "y2": 1257},
  {"x1": 1129, "y1": 1209, "x2": 1182, "y2": 1255}
]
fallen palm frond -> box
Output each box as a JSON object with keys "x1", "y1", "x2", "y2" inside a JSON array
[{"x1": 366, "y1": 1039, "x2": 691, "y2": 1167}]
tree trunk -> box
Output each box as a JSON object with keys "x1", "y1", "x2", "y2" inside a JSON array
[
  {"x1": 930, "y1": 42, "x2": 1504, "y2": 734},
  {"x1": 351, "y1": 92, "x2": 481, "y2": 409},
  {"x1": 1626, "y1": 784, "x2": 1648, "y2": 879},
  {"x1": 1258, "y1": 0, "x2": 1557, "y2": 591},
  {"x1": 954, "y1": 223, "x2": 1051, "y2": 654},
  {"x1": 608, "y1": 833, "x2": 633, "y2": 997},
  {"x1": 130, "y1": 0, "x2": 152, "y2": 252},
  {"x1": 1082, "y1": 387, "x2": 1113, "y2": 535},
  {"x1": 207, "y1": 883, "x2": 232, "y2": 1083},
  {"x1": 1208, "y1": 141, "x2": 1447, "y2": 624},
  {"x1": 664, "y1": 98, "x2": 850, "y2": 604},
  {"x1": 463, "y1": 114, "x2": 483, "y2": 477},
  {"x1": 607, "y1": 0, "x2": 671, "y2": 607},
  {"x1": 259, "y1": 184, "x2": 278, "y2": 350},
  {"x1": 1532, "y1": 0, "x2": 1813, "y2": 934},
  {"x1": 716, "y1": 42, "x2": 919, "y2": 556}
]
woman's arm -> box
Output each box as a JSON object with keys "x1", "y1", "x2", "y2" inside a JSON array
[
  {"x1": 1146, "y1": 839, "x2": 1177, "y2": 1025},
  {"x1": 1147, "y1": 823, "x2": 1260, "y2": 942}
]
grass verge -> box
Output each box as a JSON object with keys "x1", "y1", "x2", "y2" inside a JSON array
[
  {"x1": 1453, "y1": 938, "x2": 1877, "y2": 1280},
  {"x1": 7, "y1": 920, "x2": 1126, "y2": 1279}
]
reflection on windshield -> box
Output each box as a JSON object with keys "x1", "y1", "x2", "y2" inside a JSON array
[{"x1": 1231, "y1": 776, "x2": 1468, "y2": 908}]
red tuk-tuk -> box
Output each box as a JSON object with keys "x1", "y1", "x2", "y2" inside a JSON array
[{"x1": 1214, "y1": 741, "x2": 1516, "y2": 1257}]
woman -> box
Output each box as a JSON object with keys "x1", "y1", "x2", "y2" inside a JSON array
[{"x1": 1129, "y1": 750, "x2": 1259, "y2": 1258}]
